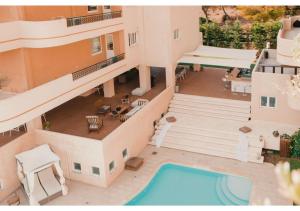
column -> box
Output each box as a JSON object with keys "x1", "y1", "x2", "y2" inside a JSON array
[
  {"x1": 166, "y1": 64, "x2": 175, "y2": 88},
  {"x1": 26, "y1": 116, "x2": 43, "y2": 131},
  {"x1": 139, "y1": 65, "x2": 151, "y2": 92},
  {"x1": 103, "y1": 79, "x2": 115, "y2": 98}
]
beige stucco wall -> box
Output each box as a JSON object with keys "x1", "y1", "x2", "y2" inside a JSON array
[
  {"x1": 0, "y1": 87, "x2": 174, "y2": 202},
  {"x1": 101, "y1": 86, "x2": 174, "y2": 186},
  {"x1": 34, "y1": 130, "x2": 106, "y2": 187},
  {"x1": 251, "y1": 71, "x2": 300, "y2": 125},
  {"x1": 0, "y1": 132, "x2": 36, "y2": 201},
  {"x1": 0, "y1": 49, "x2": 30, "y2": 92}
]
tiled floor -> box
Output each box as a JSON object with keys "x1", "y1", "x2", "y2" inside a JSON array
[
  {"x1": 178, "y1": 68, "x2": 251, "y2": 101},
  {"x1": 12, "y1": 145, "x2": 291, "y2": 205},
  {"x1": 46, "y1": 71, "x2": 166, "y2": 140}
]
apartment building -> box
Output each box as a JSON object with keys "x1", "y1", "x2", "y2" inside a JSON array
[{"x1": 0, "y1": 6, "x2": 203, "y2": 202}]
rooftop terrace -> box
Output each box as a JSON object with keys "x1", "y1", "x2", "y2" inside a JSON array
[{"x1": 177, "y1": 67, "x2": 251, "y2": 101}]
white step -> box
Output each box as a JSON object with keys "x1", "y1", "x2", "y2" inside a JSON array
[
  {"x1": 173, "y1": 93, "x2": 250, "y2": 108},
  {"x1": 168, "y1": 107, "x2": 249, "y2": 122},
  {"x1": 156, "y1": 121, "x2": 263, "y2": 145},
  {"x1": 169, "y1": 100, "x2": 250, "y2": 114},
  {"x1": 153, "y1": 126, "x2": 263, "y2": 148},
  {"x1": 151, "y1": 94, "x2": 263, "y2": 164},
  {"x1": 154, "y1": 142, "x2": 263, "y2": 163},
  {"x1": 169, "y1": 104, "x2": 249, "y2": 118},
  {"x1": 153, "y1": 133, "x2": 262, "y2": 154}
]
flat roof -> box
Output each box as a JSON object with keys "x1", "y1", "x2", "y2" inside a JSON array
[{"x1": 178, "y1": 45, "x2": 258, "y2": 69}]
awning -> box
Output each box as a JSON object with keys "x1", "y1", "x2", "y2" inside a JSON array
[
  {"x1": 178, "y1": 45, "x2": 258, "y2": 69},
  {"x1": 15, "y1": 144, "x2": 60, "y2": 174}
]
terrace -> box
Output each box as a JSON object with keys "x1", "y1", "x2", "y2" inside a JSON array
[
  {"x1": 256, "y1": 49, "x2": 300, "y2": 75},
  {"x1": 45, "y1": 68, "x2": 166, "y2": 140},
  {"x1": 8, "y1": 145, "x2": 290, "y2": 205},
  {"x1": 176, "y1": 66, "x2": 251, "y2": 101}
]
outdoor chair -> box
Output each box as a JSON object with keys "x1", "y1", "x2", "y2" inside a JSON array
[
  {"x1": 137, "y1": 99, "x2": 148, "y2": 106},
  {"x1": 86, "y1": 115, "x2": 103, "y2": 133},
  {"x1": 120, "y1": 114, "x2": 129, "y2": 123},
  {"x1": 121, "y1": 94, "x2": 130, "y2": 104}
]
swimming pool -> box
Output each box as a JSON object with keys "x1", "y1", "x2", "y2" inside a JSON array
[{"x1": 126, "y1": 163, "x2": 252, "y2": 205}]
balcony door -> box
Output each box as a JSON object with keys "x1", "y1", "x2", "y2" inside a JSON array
[
  {"x1": 105, "y1": 34, "x2": 115, "y2": 59},
  {"x1": 103, "y1": 5, "x2": 111, "y2": 13}
]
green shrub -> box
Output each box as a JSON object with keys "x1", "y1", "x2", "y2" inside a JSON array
[{"x1": 290, "y1": 129, "x2": 300, "y2": 158}]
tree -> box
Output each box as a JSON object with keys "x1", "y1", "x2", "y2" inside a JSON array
[
  {"x1": 202, "y1": 6, "x2": 210, "y2": 22},
  {"x1": 221, "y1": 6, "x2": 231, "y2": 23},
  {"x1": 200, "y1": 22, "x2": 224, "y2": 47},
  {"x1": 223, "y1": 21, "x2": 243, "y2": 48},
  {"x1": 237, "y1": 6, "x2": 285, "y2": 22},
  {"x1": 250, "y1": 21, "x2": 281, "y2": 49}
]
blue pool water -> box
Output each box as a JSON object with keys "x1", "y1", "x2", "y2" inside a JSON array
[{"x1": 126, "y1": 163, "x2": 252, "y2": 205}]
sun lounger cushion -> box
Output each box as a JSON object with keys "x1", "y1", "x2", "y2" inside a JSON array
[
  {"x1": 125, "y1": 157, "x2": 144, "y2": 171},
  {"x1": 131, "y1": 87, "x2": 146, "y2": 96}
]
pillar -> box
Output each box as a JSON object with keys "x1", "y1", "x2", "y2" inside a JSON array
[
  {"x1": 138, "y1": 65, "x2": 151, "y2": 92},
  {"x1": 26, "y1": 116, "x2": 43, "y2": 131},
  {"x1": 103, "y1": 79, "x2": 115, "y2": 98},
  {"x1": 166, "y1": 64, "x2": 175, "y2": 88}
]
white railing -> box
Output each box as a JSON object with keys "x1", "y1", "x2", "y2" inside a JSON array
[{"x1": 0, "y1": 16, "x2": 123, "y2": 52}]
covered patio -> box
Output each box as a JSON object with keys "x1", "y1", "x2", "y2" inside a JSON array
[
  {"x1": 176, "y1": 45, "x2": 257, "y2": 101},
  {"x1": 45, "y1": 68, "x2": 166, "y2": 140},
  {"x1": 177, "y1": 67, "x2": 251, "y2": 101}
]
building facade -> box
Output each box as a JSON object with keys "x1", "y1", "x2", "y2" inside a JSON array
[{"x1": 0, "y1": 6, "x2": 203, "y2": 201}]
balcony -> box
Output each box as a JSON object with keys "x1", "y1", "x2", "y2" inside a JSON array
[
  {"x1": 0, "y1": 12, "x2": 123, "y2": 52},
  {"x1": 67, "y1": 11, "x2": 122, "y2": 27},
  {"x1": 256, "y1": 49, "x2": 300, "y2": 75},
  {"x1": 72, "y1": 53, "x2": 125, "y2": 80}
]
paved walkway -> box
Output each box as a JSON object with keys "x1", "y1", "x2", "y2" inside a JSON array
[{"x1": 14, "y1": 145, "x2": 290, "y2": 205}]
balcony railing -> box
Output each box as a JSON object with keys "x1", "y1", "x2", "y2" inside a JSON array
[
  {"x1": 66, "y1": 11, "x2": 122, "y2": 27},
  {"x1": 72, "y1": 53, "x2": 125, "y2": 80},
  {"x1": 260, "y1": 65, "x2": 300, "y2": 75}
]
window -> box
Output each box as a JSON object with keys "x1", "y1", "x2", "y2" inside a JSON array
[
  {"x1": 128, "y1": 32, "x2": 137, "y2": 46},
  {"x1": 88, "y1": 6, "x2": 98, "y2": 12},
  {"x1": 91, "y1": 37, "x2": 101, "y2": 55},
  {"x1": 173, "y1": 29, "x2": 179, "y2": 40},
  {"x1": 260, "y1": 96, "x2": 268, "y2": 107},
  {"x1": 269, "y1": 97, "x2": 276, "y2": 107},
  {"x1": 109, "y1": 161, "x2": 115, "y2": 172},
  {"x1": 260, "y1": 96, "x2": 276, "y2": 108},
  {"x1": 103, "y1": 6, "x2": 111, "y2": 10},
  {"x1": 106, "y1": 34, "x2": 114, "y2": 50},
  {"x1": 92, "y1": 167, "x2": 100, "y2": 176},
  {"x1": 122, "y1": 148, "x2": 128, "y2": 159},
  {"x1": 73, "y1": 162, "x2": 81, "y2": 173}
]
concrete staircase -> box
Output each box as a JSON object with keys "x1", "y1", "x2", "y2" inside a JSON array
[{"x1": 151, "y1": 94, "x2": 264, "y2": 163}]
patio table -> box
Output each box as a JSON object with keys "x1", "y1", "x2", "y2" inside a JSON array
[{"x1": 96, "y1": 105, "x2": 111, "y2": 115}]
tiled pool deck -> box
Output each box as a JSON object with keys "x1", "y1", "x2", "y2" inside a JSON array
[{"x1": 15, "y1": 145, "x2": 291, "y2": 205}]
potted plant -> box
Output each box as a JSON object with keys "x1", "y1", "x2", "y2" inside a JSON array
[
  {"x1": 280, "y1": 133, "x2": 291, "y2": 158},
  {"x1": 43, "y1": 121, "x2": 51, "y2": 130},
  {"x1": 291, "y1": 129, "x2": 300, "y2": 158}
]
